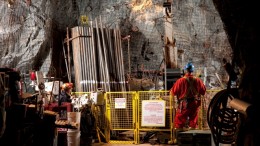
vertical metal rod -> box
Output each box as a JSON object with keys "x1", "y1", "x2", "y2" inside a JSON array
[
  {"x1": 90, "y1": 27, "x2": 98, "y2": 91},
  {"x1": 100, "y1": 16, "x2": 111, "y2": 92},
  {"x1": 89, "y1": 27, "x2": 96, "y2": 92},
  {"x1": 99, "y1": 16, "x2": 106, "y2": 91},
  {"x1": 66, "y1": 27, "x2": 71, "y2": 83},
  {"x1": 82, "y1": 26, "x2": 88, "y2": 91},
  {"x1": 62, "y1": 40, "x2": 69, "y2": 82},
  {"x1": 85, "y1": 27, "x2": 91, "y2": 91},
  {"x1": 95, "y1": 18, "x2": 105, "y2": 91},
  {"x1": 106, "y1": 28, "x2": 115, "y2": 91},
  {"x1": 114, "y1": 29, "x2": 122, "y2": 91},
  {"x1": 78, "y1": 26, "x2": 85, "y2": 91},
  {"x1": 113, "y1": 29, "x2": 118, "y2": 91},
  {"x1": 84, "y1": 27, "x2": 92, "y2": 92},
  {"x1": 81, "y1": 26, "x2": 87, "y2": 91},
  {"x1": 114, "y1": 30, "x2": 119, "y2": 91},
  {"x1": 128, "y1": 37, "x2": 131, "y2": 74},
  {"x1": 87, "y1": 27, "x2": 95, "y2": 91},
  {"x1": 118, "y1": 30, "x2": 126, "y2": 91},
  {"x1": 114, "y1": 30, "x2": 120, "y2": 91},
  {"x1": 118, "y1": 30, "x2": 125, "y2": 91}
]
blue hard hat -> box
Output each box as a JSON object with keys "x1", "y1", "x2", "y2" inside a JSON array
[{"x1": 184, "y1": 62, "x2": 194, "y2": 72}]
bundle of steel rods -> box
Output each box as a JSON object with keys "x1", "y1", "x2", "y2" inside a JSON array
[{"x1": 71, "y1": 19, "x2": 126, "y2": 92}]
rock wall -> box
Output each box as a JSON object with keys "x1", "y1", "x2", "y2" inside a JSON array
[{"x1": 0, "y1": 0, "x2": 232, "y2": 90}]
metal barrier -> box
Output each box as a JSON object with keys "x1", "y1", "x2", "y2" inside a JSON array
[
  {"x1": 105, "y1": 91, "x2": 137, "y2": 144},
  {"x1": 137, "y1": 91, "x2": 174, "y2": 144},
  {"x1": 72, "y1": 90, "x2": 220, "y2": 144}
]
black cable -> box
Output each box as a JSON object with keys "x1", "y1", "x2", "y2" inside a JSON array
[{"x1": 207, "y1": 88, "x2": 240, "y2": 145}]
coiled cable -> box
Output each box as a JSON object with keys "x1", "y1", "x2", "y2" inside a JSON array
[{"x1": 207, "y1": 88, "x2": 240, "y2": 145}]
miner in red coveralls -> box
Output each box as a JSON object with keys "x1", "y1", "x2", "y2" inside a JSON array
[{"x1": 170, "y1": 62, "x2": 206, "y2": 130}]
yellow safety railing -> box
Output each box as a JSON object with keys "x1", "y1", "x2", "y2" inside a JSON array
[
  {"x1": 137, "y1": 90, "x2": 174, "y2": 144},
  {"x1": 72, "y1": 90, "x2": 221, "y2": 144},
  {"x1": 105, "y1": 91, "x2": 137, "y2": 144}
]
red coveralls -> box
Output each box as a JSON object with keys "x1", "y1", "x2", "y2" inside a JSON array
[{"x1": 170, "y1": 73, "x2": 206, "y2": 129}]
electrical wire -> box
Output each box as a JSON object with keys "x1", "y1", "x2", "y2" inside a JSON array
[{"x1": 207, "y1": 88, "x2": 240, "y2": 145}]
